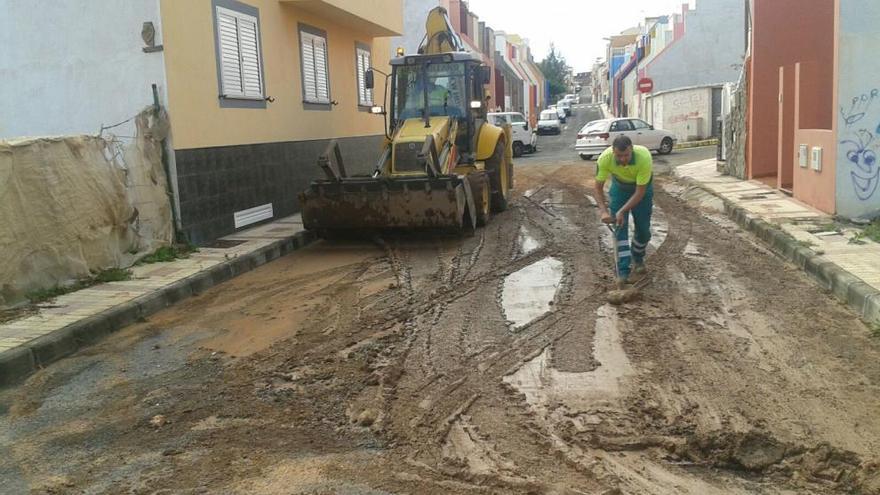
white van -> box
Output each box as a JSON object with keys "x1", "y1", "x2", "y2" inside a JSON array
[
  {"x1": 557, "y1": 99, "x2": 572, "y2": 116},
  {"x1": 537, "y1": 109, "x2": 562, "y2": 135},
  {"x1": 487, "y1": 111, "x2": 538, "y2": 157}
]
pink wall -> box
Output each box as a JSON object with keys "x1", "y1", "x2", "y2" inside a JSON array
[
  {"x1": 793, "y1": 130, "x2": 837, "y2": 213},
  {"x1": 792, "y1": 61, "x2": 837, "y2": 214},
  {"x1": 778, "y1": 66, "x2": 796, "y2": 189},
  {"x1": 747, "y1": 0, "x2": 835, "y2": 179}
]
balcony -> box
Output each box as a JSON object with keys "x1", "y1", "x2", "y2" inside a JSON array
[{"x1": 281, "y1": 0, "x2": 402, "y2": 37}]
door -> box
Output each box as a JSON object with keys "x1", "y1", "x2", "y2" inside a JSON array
[
  {"x1": 629, "y1": 119, "x2": 658, "y2": 148},
  {"x1": 609, "y1": 119, "x2": 634, "y2": 144},
  {"x1": 711, "y1": 87, "x2": 723, "y2": 138}
]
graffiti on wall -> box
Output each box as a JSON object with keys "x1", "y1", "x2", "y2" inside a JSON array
[
  {"x1": 840, "y1": 89, "x2": 879, "y2": 128},
  {"x1": 840, "y1": 89, "x2": 880, "y2": 201}
]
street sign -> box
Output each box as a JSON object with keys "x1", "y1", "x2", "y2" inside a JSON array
[{"x1": 638, "y1": 78, "x2": 654, "y2": 93}]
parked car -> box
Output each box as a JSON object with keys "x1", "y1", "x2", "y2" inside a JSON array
[
  {"x1": 556, "y1": 99, "x2": 572, "y2": 116},
  {"x1": 549, "y1": 105, "x2": 566, "y2": 123},
  {"x1": 487, "y1": 111, "x2": 537, "y2": 157},
  {"x1": 565, "y1": 93, "x2": 579, "y2": 105},
  {"x1": 575, "y1": 118, "x2": 677, "y2": 159},
  {"x1": 537, "y1": 109, "x2": 562, "y2": 135}
]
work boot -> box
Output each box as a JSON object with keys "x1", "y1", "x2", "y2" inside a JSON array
[
  {"x1": 616, "y1": 275, "x2": 631, "y2": 290},
  {"x1": 632, "y1": 261, "x2": 648, "y2": 276}
]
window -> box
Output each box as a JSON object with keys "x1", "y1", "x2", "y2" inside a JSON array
[
  {"x1": 300, "y1": 25, "x2": 330, "y2": 104},
  {"x1": 509, "y1": 114, "x2": 526, "y2": 124},
  {"x1": 630, "y1": 119, "x2": 651, "y2": 130},
  {"x1": 355, "y1": 44, "x2": 373, "y2": 106},
  {"x1": 610, "y1": 120, "x2": 634, "y2": 132},
  {"x1": 216, "y1": 6, "x2": 264, "y2": 100}
]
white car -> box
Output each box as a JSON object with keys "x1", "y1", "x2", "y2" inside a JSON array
[
  {"x1": 487, "y1": 111, "x2": 537, "y2": 157},
  {"x1": 565, "y1": 93, "x2": 579, "y2": 105},
  {"x1": 549, "y1": 105, "x2": 566, "y2": 123},
  {"x1": 537, "y1": 109, "x2": 562, "y2": 135},
  {"x1": 557, "y1": 99, "x2": 572, "y2": 116},
  {"x1": 575, "y1": 118, "x2": 676, "y2": 160}
]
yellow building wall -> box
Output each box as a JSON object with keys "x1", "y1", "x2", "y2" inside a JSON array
[{"x1": 160, "y1": 0, "x2": 395, "y2": 150}]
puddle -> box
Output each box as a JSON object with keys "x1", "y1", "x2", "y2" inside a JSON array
[
  {"x1": 540, "y1": 190, "x2": 566, "y2": 207},
  {"x1": 504, "y1": 305, "x2": 634, "y2": 410},
  {"x1": 517, "y1": 226, "x2": 541, "y2": 255},
  {"x1": 501, "y1": 257, "x2": 564, "y2": 329}
]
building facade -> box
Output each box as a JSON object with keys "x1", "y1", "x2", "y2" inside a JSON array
[
  {"x1": 600, "y1": 1, "x2": 746, "y2": 142},
  {"x1": 745, "y1": 0, "x2": 879, "y2": 220},
  {"x1": 1, "y1": 0, "x2": 401, "y2": 245}
]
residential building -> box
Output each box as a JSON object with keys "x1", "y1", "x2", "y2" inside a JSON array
[
  {"x1": 602, "y1": 1, "x2": 746, "y2": 142},
  {"x1": 393, "y1": 0, "x2": 552, "y2": 114},
  {"x1": 592, "y1": 59, "x2": 610, "y2": 107},
  {"x1": 494, "y1": 32, "x2": 526, "y2": 113},
  {"x1": 1, "y1": 0, "x2": 402, "y2": 245},
  {"x1": 742, "y1": 0, "x2": 879, "y2": 221}
]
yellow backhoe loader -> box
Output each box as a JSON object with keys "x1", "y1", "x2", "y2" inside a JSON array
[{"x1": 298, "y1": 7, "x2": 513, "y2": 237}]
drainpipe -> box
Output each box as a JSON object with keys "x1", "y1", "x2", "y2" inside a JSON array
[{"x1": 152, "y1": 83, "x2": 183, "y2": 244}]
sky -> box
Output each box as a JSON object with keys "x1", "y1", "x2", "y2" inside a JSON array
[{"x1": 466, "y1": 0, "x2": 696, "y2": 73}]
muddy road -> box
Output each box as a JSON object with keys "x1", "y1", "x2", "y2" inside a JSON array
[{"x1": 2, "y1": 107, "x2": 880, "y2": 495}]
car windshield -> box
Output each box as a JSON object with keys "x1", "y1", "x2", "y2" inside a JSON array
[
  {"x1": 540, "y1": 110, "x2": 557, "y2": 120},
  {"x1": 395, "y1": 62, "x2": 467, "y2": 121},
  {"x1": 509, "y1": 114, "x2": 526, "y2": 124}
]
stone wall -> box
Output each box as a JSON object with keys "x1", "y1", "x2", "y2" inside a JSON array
[{"x1": 719, "y1": 68, "x2": 748, "y2": 179}]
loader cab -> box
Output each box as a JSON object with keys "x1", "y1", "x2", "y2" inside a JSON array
[{"x1": 387, "y1": 52, "x2": 489, "y2": 164}]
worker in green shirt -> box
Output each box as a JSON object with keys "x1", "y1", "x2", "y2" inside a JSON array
[{"x1": 593, "y1": 135, "x2": 654, "y2": 288}]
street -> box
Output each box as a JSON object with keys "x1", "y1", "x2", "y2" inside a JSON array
[{"x1": 2, "y1": 106, "x2": 880, "y2": 494}]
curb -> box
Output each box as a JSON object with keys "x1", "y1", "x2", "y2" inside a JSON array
[
  {"x1": 675, "y1": 175, "x2": 880, "y2": 327},
  {"x1": 675, "y1": 139, "x2": 718, "y2": 150},
  {"x1": 0, "y1": 230, "x2": 317, "y2": 388}
]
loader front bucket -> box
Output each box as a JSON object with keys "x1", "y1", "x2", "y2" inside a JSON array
[{"x1": 299, "y1": 175, "x2": 476, "y2": 235}]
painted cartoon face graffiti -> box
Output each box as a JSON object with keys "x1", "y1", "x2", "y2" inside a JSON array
[{"x1": 841, "y1": 129, "x2": 880, "y2": 201}]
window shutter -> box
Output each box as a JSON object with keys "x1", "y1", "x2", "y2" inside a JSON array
[
  {"x1": 301, "y1": 31, "x2": 329, "y2": 103},
  {"x1": 216, "y1": 7, "x2": 263, "y2": 100},
  {"x1": 314, "y1": 36, "x2": 330, "y2": 102},
  {"x1": 301, "y1": 33, "x2": 318, "y2": 101},
  {"x1": 217, "y1": 9, "x2": 243, "y2": 96},
  {"x1": 356, "y1": 48, "x2": 373, "y2": 106},
  {"x1": 356, "y1": 51, "x2": 366, "y2": 105},
  {"x1": 238, "y1": 17, "x2": 263, "y2": 98}
]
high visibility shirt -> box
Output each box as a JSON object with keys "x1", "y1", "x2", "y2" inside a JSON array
[{"x1": 596, "y1": 145, "x2": 654, "y2": 186}]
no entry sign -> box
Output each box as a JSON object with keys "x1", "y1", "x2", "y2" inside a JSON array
[{"x1": 638, "y1": 78, "x2": 654, "y2": 93}]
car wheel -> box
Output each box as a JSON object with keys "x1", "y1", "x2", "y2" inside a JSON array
[
  {"x1": 659, "y1": 137, "x2": 674, "y2": 155},
  {"x1": 512, "y1": 141, "x2": 524, "y2": 158},
  {"x1": 580, "y1": 154, "x2": 592, "y2": 161}
]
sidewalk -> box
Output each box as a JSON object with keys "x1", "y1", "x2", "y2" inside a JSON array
[
  {"x1": 0, "y1": 215, "x2": 315, "y2": 386},
  {"x1": 675, "y1": 159, "x2": 880, "y2": 326}
]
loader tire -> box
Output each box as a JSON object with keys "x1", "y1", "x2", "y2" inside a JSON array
[
  {"x1": 468, "y1": 172, "x2": 492, "y2": 227},
  {"x1": 487, "y1": 140, "x2": 510, "y2": 213}
]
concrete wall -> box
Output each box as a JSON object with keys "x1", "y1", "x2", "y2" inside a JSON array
[
  {"x1": 651, "y1": 87, "x2": 714, "y2": 141},
  {"x1": 0, "y1": 0, "x2": 167, "y2": 140},
  {"x1": 836, "y1": 0, "x2": 880, "y2": 219},
  {"x1": 393, "y1": 0, "x2": 436, "y2": 56},
  {"x1": 643, "y1": 0, "x2": 745, "y2": 94}
]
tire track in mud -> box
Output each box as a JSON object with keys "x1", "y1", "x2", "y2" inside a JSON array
[
  {"x1": 10, "y1": 164, "x2": 880, "y2": 495},
  {"x1": 374, "y1": 168, "x2": 620, "y2": 491}
]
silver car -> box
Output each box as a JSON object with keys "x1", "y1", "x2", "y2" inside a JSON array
[{"x1": 575, "y1": 118, "x2": 676, "y2": 160}]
